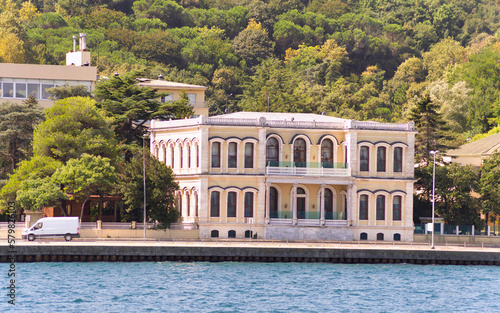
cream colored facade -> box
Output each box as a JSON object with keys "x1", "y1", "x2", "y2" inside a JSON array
[
  {"x1": 138, "y1": 78, "x2": 208, "y2": 116},
  {"x1": 150, "y1": 112, "x2": 416, "y2": 242}
]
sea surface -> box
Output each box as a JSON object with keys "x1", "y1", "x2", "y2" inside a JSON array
[{"x1": 3, "y1": 261, "x2": 500, "y2": 312}]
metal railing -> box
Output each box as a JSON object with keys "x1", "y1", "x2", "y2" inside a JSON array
[{"x1": 266, "y1": 162, "x2": 350, "y2": 177}]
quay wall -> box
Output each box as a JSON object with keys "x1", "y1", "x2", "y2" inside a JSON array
[{"x1": 2, "y1": 244, "x2": 500, "y2": 265}]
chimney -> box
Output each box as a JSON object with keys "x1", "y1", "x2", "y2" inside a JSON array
[
  {"x1": 158, "y1": 73, "x2": 164, "y2": 81},
  {"x1": 79, "y1": 33, "x2": 87, "y2": 51}
]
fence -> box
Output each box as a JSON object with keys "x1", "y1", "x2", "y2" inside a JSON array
[{"x1": 415, "y1": 223, "x2": 498, "y2": 236}]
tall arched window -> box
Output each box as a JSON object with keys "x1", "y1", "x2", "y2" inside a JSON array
[
  {"x1": 266, "y1": 138, "x2": 279, "y2": 166},
  {"x1": 245, "y1": 143, "x2": 254, "y2": 168},
  {"x1": 377, "y1": 146, "x2": 386, "y2": 172},
  {"x1": 393, "y1": 196, "x2": 402, "y2": 221},
  {"x1": 244, "y1": 192, "x2": 253, "y2": 218},
  {"x1": 359, "y1": 195, "x2": 368, "y2": 220},
  {"x1": 270, "y1": 187, "x2": 278, "y2": 218},
  {"x1": 376, "y1": 195, "x2": 385, "y2": 220},
  {"x1": 294, "y1": 138, "x2": 306, "y2": 167},
  {"x1": 324, "y1": 188, "x2": 333, "y2": 219},
  {"x1": 211, "y1": 142, "x2": 220, "y2": 168},
  {"x1": 321, "y1": 139, "x2": 334, "y2": 168},
  {"x1": 227, "y1": 192, "x2": 236, "y2": 217},
  {"x1": 171, "y1": 145, "x2": 175, "y2": 168},
  {"x1": 360, "y1": 146, "x2": 369, "y2": 171},
  {"x1": 228, "y1": 142, "x2": 237, "y2": 168},
  {"x1": 186, "y1": 191, "x2": 190, "y2": 217},
  {"x1": 394, "y1": 147, "x2": 403, "y2": 172},
  {"x1": 210, "y1": 191, "x2": 220, "y2": 217},
  {"x1": 187, "y1": 144, "x2": 191, "y2": 168},
  {"x1": 180, "y1": 143, "x2": 184, "y2": 168}
]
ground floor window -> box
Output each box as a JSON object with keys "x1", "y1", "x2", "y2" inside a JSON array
[
  {"x1": 245, "y1": 230, "x2": 253, "y2": 238},
  {"x1": 228, "y1": 230, "x2": 236, "y2": 238},
  {"x1": 377, "y1": 233, "x2": 384, "y2": 241},
  {"x1": 211, "y1": 230, "x2": 219, "y2": 238},
  {"x1": 360, "y1": 233, "x2": 368, "y2": 240}
]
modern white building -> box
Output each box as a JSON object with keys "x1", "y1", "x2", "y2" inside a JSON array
[{"x1": 150, "y1": 112, "x2": 416, "y2": 241}]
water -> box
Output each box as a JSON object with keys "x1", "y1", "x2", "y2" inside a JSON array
[{"x1": 4, "y1": 262, "x2": 500, "y2": 312}]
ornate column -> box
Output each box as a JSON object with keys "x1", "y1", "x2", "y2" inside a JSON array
[
  {"x1": 320, "y1": 184, "x2": 325, "y2": 226},
  {"x1": 292, "y1": 183, "x2": 297, "y2": 225}
]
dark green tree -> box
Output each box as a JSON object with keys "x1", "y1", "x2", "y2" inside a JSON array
[
  {"x1": 47, "y1": 83, "x2": 93, "y2": 100},
  {"x1": 479, "y1": 151, "x2": 500, "y2": 225}
]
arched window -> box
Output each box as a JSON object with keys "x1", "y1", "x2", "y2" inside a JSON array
[
  {"x1": 393, "y1": 196, "x2": 402, "y2": 221},
  {"x1": 359, "y1": 195, "x2": 368, "y2": 220},
  {"x1": 211, "y1": 142, "x2": 220, "y2": 168},
  {"x1": 321, "y1": 139, "x2": 334, "y2": 168},
  {"x1": 171, "y1": 145, "x2": 175, "y2": 168},
  {"x1": 360, "y1": 232, "x2": 368, "y2": 240},
  {"x1": 228, "y1": 230, "x2": 236, "y2": 238},
  {"x1": 186, "y1": 191, "x2": 191, "y2": 217},
  {"x1": 227, "y1": 192, "x2": 236, "y2": 217},
  {"x1": 211, "y1": 230, "x2": 219, "y2": 238},
  {"x1": 162, "y1": 145, "x2": 167, "y2": 164},
  {"x1": 377, "y1": 147, "x2": 386, "y2": 172},
  {"x1": 393, "y1": 233, "x2": 401, "y2": 241},
  {"x1": 376, "y1": 195, "x2": 385, "y2": 220},
  {"x1": 180, "y1": 143, "x2": 184, "y2": 168},
  {"x1": 394, "y1": 147, "x2": 403, "y2": 172},
  {"x1": 377, "y1": 233, "x2": 384, "y2": 241},
  {"x1": 196, "y1": 144, "x2": 200, "y2": 168},
  {"x1": 294, "y1": 138, "x2": 306, "y2": 167},
  {"x1": 324, "y1": 188, "x2": 333, "y2": 220},
  {"x1": 360, "y1": 146, "x2": 369, "y2": 171},
  {"x1": 228, "y1": 142, "x2": 237, "y2": 168},
  {"x1": 266, "y1": 138, "x2": 279, "y2": 166},
  {"x1": 244, "y1": 192, "x2": 253, "y2": 218},
  {"x1": 187, "y1": 144, "x2": 191, "y2": 168},
  {"x1": 210, "y1": 191, "x2": 220, "y2": 217},
  {"x1": 245, "y1": 143, "x2": 254, "y2": 168},
  {"x1": 297, "y1": 187, "x2": 306, "y2": 219},
  {"x1": 270, "y1": 187, "x2": 278, "y2": 218},
  {"x1": 245, "y1": 230, "x2": 253, "y2": 238}
]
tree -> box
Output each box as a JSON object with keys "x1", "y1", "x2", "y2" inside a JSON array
[
  {"x1": 94, "y1": 71, "x2": 193, "y2": 150},
  {"x1": 0, "y1": 97, "x2": 45, "y2": 175},
  {"x1": 52, "y1": 154, "x2": 117, "y2": 224},
  {"x1": 46, "y1": 83, "x2": 92, "y2": 100},
  {"x1": 480, "y1": 151, "x2": 500, "y2": 224},
  {"x1": 118, "y1": 151, "x2": 178, "y2": 228},
  {"x1": 16, "y1": 175, "x2": 67, "y2": 213},
  {"x1": 32, "y1": 97, "x2": 118, "y2": 163},
  {"x1": 232, "y1": 20, "x2": 273, "y2": 68}
]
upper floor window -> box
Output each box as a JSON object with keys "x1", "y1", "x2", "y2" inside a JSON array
[
  {"x1": 170, "y1": 146, "x2": 175, "y2": 168},
  {"x1": 180, "y1": 144, "x2": 184, "y2": 168},
  {"x1": 394, "y1": 147, "x2": 403, "y2": 172},
  {"x1": 227, "y1": 192, "x2": 236, "y2": 217},
  {"x1": 377, "y1": 147, "x2": 386, "y2": 172},
  {"x1": 211, "y1": 142, "x2": 220, "y2": 168},
  {"x1": 228, "y1": 142, "x2": 237, "y2": 168},
  {"x1": 294, "y1": 138, "x2": 306, "y2": 167},
  {"x1": 393, "y1": 196, "x2": 402, "y2": 221},
  {"x1": 266, "y1": 138, "x2": 279, "y2": 166},
  {"x1": 187, "y1": 93, "x2": 196, "y2": 106},
  {"x1": 359, "y1": 195, "x2": 368, "y2": 220},
  {"x1": 244, "y1": 192, "x2": 253, "y2": 218},
  {"x1": 376, "y1": 195, "x2": 385, "y2": 220},
  {"x1": 245, "y1": 143, "x2": 254, "y2": 168},
  {"x1": 210, "y1": 191, "x2": 220, "y2": 217},
  {"x1": 160, "y1": 94, "x2": 173, "y2": 103},
  {"x1": 360, "y1": 146, "x2": 369, "y2": 171},
  {"x1": 321, "y1": 139, "x2": 334, "y2": 168},
  {"x1": 324, "y1": 188, "x2": 333, "y2": 219}
]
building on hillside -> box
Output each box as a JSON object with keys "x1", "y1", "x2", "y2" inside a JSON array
[
  {"x1": 444, "y1": 133, "x2": 500, "y2": 166},
  {"x1": 150, "y1": 112, "x2": 417, "y2": 242},
  {"x1": 137, "y1": 76, "x2": 208, "y2": 117},
  {"x1": 0, "y1": 33, "x2": 97, "y2": 108}
]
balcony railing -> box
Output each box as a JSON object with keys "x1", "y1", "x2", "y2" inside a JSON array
[{"x1": 266, "y1": 161, "x2": 350, "y2": 177}]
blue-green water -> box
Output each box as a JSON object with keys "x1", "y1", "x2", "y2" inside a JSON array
[{"x1": 4, "y1": 262, "x2": 500, "y2": 312}]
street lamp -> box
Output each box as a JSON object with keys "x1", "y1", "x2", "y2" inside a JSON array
[
  {"x1": 143, "y1": 132, "x2": 149, "y2": 239},
  {"x1": 430, "y1": 150, "x2": 439, "y2": 249}
]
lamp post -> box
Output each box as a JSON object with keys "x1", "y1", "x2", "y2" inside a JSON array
[
  {"x1": 143, "y1": 133, "x2": 148, "y2": 239},
  {"x1": 430, "y1": 150, "x2": 439, "y2": 249}
]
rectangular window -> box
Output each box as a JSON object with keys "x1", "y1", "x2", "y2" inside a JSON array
[
  {"x1": 227, "y1": 192, "x2": 236, "y2": 217},
  {"x1": 28, "y1": 83, "x2": 40, "y2": 99},
  {"x1": 211, "y1": 142, "x2": 220, "y2": 168},
  {"x1": 394, "y1": 147, "x2": 403, "y2": 172},
  {"x1": 245, "y1": 143, "x2": 254, "y2": 168},
  {"x1": 244, "y1": 192, "x2": 253, "y2": 218},
  {"x1": 187, "y1": 93, "x2": 196, "y2": 105},
  {"x1": 41, "y1": 84, "x2": 54, "y2": 99},
  {"x1": 15, "y1": 83, "x2": 27, "y2": 98},
  {"x1": 393, "y1": 196, "x2": 401, "y2": 221},
  {"x1": 161, "y1": 94, "x2": 173, "y2": 103},
  {"x1": 377, "y1": 147, "x2": 386, "y2": 172},
  {"x1": 376, "y1": 195, "x2": 385, "y2": 220},
  {"x1": 359, "y1": 195, "x2": 368, "y2": 220},
  {"x1": 3, "y1": 82, "x2": 13, "y2": 98},
  {"x1": 228, "y1": 142, "x2": 237, "y2": 168},
  {"x1": 210, "y1": 191, "x2": 220, "y2": 217},
  {"x1": 360, "y1": 146, "x2": 369, "y2": 171}
]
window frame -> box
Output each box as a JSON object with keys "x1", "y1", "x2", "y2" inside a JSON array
[
  {"x1": 360, "y1": 146, "x2": 369, "y2": 172},
  {"x1": 227, "y1": 191, "x2": 237, "y2": 217},
  {"x1": 394, "y1": 147, "x2": 403, "y2": 173},
  {"x1": 228, "y1": 142, "x2": 237, "y2": 168},
  {"x1": 376, "y1": 195, "x2": 385, "y2": 220},
  {"x1": 244, "y1": 142, "x2": 254, "y2": 168},
  {"x1": 210, "y1": 191, "x2": 220, "y2": 217},
  {"x1": 377, "y1": 146, "x2": 386, "y2": 172},
  {"x1": 211, "y1": 141, "x2": 221, "y2": 168},
  {"x1": 359, "y1": 194, "x2": 368, "y2": 220}
]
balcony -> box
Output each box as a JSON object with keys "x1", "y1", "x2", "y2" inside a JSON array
[
  {"x1": 269, "y1": 211, "x2": 348, "y2": 226},
  {"x1": 266, "y1": 161, "x2": 350, "y2": 177}
]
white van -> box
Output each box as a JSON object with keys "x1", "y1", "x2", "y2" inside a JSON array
[{"x1": 22, "y1": 217, "x2": 80, "y2": 241}]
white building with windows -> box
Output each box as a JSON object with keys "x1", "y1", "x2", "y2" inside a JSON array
[{"x1": 150, "y1": 112, "x2": 416, "y2": 241}]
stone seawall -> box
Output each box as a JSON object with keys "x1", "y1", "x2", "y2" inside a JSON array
[{"x1": 2, "y1": 243, "x2": 500, "y2": 265}]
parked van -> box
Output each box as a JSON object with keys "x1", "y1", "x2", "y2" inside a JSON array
[{"x1": 22, "y1": 217, "x2": 80, "y2": 241}]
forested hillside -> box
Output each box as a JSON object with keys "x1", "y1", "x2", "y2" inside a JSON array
[{"x1": 3, "y1": 0, "x2": 500, "y2": 143}]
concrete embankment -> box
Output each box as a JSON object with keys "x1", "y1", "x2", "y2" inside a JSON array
[{"x1": 2, "y1": 241, "x2": 500, "y2": 265}]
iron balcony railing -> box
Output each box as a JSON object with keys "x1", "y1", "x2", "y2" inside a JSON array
[{"x1": 266, "y1": 161, "x2": 350, "y2": 177}]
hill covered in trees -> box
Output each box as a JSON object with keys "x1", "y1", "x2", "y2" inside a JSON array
[{"x1": 3, "y1": 0, "x2": 500, "y2": 143}]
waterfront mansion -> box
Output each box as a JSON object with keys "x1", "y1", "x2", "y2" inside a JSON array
[{"x1": 150, "y1": 112, "x2": 416, "y2": 242}]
